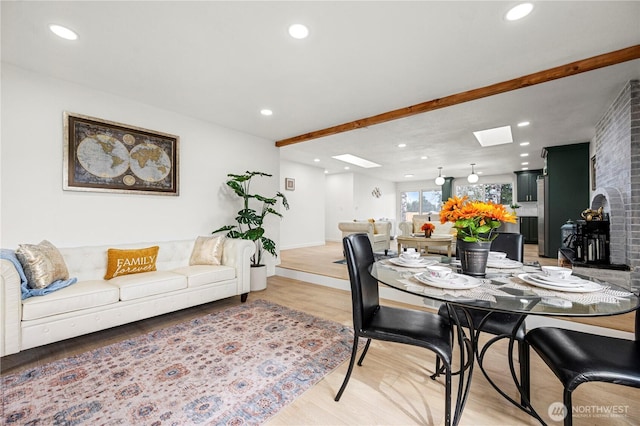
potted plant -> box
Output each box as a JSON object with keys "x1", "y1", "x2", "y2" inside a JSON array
[
  {"x1": 440, "y1": 196, "x2": 516, "y2": 275},
  {"x1": 212, "y1": 171, "x2": 289, "y2": 291}
]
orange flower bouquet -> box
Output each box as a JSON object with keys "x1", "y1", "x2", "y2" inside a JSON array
[
  {"x1": 420, "y1": 223, "x2": 436, "y2": 232},
  {"x1": 440, "y1": 196, "x2": 517, "y2": 242}
]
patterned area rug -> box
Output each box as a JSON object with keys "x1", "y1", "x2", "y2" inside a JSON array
[{"x1": 2, "y1": 300, "x2": 353, "y2": 425}]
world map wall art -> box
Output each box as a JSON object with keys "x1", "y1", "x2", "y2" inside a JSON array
[{"x1": 63, "y1": 112, "x2": 179, "y2": 195}]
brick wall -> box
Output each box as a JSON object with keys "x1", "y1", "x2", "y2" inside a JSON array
[{"x1": 594, "y1": 80, "x2": 639, "y2": 291}]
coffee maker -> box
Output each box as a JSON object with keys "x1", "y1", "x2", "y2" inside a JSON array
[{"x1": 574, "y1": 218, "x2": 610, "y2": 264}]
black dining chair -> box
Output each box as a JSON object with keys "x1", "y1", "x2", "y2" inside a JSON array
[
  {"x1": 437, "y1": 232, "x2": 529, "y2": 401},
  {"x1": 525, "y1": 308, "x2": 640, "y2": 426},
  {"x1": 336, "y1": 233, "x2": 454, "y2": 426}
]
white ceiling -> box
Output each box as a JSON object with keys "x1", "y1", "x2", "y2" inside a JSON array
[{"x1": 2, "y1": 1, "x2": 639, "y2": 182}]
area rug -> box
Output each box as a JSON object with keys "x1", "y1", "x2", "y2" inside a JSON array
[{"x1": 2, "y1": 299, "x2": 353, "y2": 425}]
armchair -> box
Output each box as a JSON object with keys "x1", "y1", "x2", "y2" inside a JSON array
[{"x1": 338, "y1": 220, "x2": 391, "y2": 255}]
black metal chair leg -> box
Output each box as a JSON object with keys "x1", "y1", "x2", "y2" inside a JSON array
[
  {"x1": 518, "y1": 340, "x2": 530, "y2": 405},
  {"x1": 444, "y1": 365, "x2": 452, "y2": 426},
  {"x1": 357, "y1": 338, "x2": 372, "y2": 365},
  {"x1": 563, "y1": 390, "x2": 573, "y2": 426},
  {"x1": 335, "y1": 338, "x2": 360, "y2": 401}
]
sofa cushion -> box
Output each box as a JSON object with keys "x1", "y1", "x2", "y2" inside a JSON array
[
  {"x1": 108, "y1": 271, "x2": 187, "y2": 301},
  {"x1": 172, "y1": 265, "x2": 236, "y2": 288},
  {"x1": 189, "y1": 236, "x2": 225, "y2": 266},
  {"x1": 21, "y1": 280, "x2": 119, "y2": 321},
  {"x1": 104, "y1": 246, "x2": 159, "y2": 280},
  {"x1": 16, "y1": 240, "x2": 70, "y2": 289}
]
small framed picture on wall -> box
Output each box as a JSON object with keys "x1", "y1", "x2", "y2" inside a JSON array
[
  {"x1": 285, "y1": 177, "x2": 295, "y2": 191},
  {"x1": 591, "y1": 156, "x2": 596, "y2": 190}
]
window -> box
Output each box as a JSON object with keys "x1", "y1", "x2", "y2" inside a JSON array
[
  {"x1": 456, "y1": 183, "x2": 513, "y2": 205},
  {"x1": 400, "y1": 189, "x2": 443, "y2": 221}
]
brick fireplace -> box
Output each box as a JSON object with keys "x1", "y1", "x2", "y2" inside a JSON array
[{"x1": 581, "y1": 80, "x2": 640, "y2": 292}]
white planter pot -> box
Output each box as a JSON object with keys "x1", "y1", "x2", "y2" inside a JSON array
[{"x1": 250, "y1": 265, "x2": 267, "y2": 291}]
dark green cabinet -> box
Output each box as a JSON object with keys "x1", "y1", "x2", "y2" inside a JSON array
[
  {"x1": 541, "y1": 143, "x2": 590, "y2": 257},
  {"x1": 515, "y1": 169, "x2": 543, "y2": 202},
  {"x1": 520, "y1": 216, "x2": 538, "y2": 244}
]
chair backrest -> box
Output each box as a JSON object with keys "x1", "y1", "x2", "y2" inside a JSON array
[
  {"x1": 343, "y1": 233, "x2": 380, "y2": 332},
  {"x1": 490, "y1": 232, "x2": 524, "y2": 262}
]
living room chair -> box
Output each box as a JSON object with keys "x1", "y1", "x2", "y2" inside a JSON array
[
  {"x1": 338, "y1": 220, "x2": 391, "y2": 255},
  {"x1": 525, "y1": 308, "x2": 640, "y2": 426},
  {"x1": 437, "y1": 232, "x2": 529, "y2": 402},
  {"x1": 336, "y1": 233, "x2": 454, "y2": 426}
]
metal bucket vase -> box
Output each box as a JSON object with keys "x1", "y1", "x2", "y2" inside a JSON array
[{"x1": 457, "y1": 239, "x2": 491, "y2": 276}]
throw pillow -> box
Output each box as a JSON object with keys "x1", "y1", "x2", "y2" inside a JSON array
[
  {"x1": 16, "y1": 240, "x2": 70, "y2": 289},
  {"x1": 104, "y1": 246, "x2": 159, "y2": 280},
  {"x1": 189, "y1": 235, "x2": 226, "y2": 265}
]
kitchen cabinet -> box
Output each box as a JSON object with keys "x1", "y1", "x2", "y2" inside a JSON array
[
  {"x1": 515, "y1": 169, "x2": 543, "y2": 202},
  {"x1": 519, "y1": 216, "x2": 538, "y2": 244}
]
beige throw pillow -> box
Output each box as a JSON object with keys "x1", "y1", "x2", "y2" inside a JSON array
[
  {"x1": 16, "y1": 240, "x2": 70, "y2": 289},
  {"x1": 189, "y1": 236, "x2": 226, "y2": 266}
]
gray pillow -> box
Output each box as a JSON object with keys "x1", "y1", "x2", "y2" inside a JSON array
[{"x1": 16, "y1": 240, "x2": 70, "y2": 289}]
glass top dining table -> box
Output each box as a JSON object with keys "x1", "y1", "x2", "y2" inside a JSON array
[
  {"x1": 371, "y1": 256, "x2": 639, "y2": 425},
  {"x1": 371, "y1": 258, "x2": 639, "y2": 317}
]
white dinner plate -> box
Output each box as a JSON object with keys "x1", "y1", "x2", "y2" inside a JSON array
[
  {"x1": 487, "y1": 259, "x2": 523, "y2": 269},
  {"x1": 528, "y1": 273, "x2": 585, "y2": 285},
  {"x1": 414, "y1": 272, "x2": 482, "y2": 289},
  {"x1": 518, "y1": 273, "x2": 603, "y2": 292},
  {"x1": 388, "y1": 257, "x2": 438, "y2": 267}
]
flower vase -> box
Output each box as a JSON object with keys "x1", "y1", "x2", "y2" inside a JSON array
[
  {"x1": 424, "y1": 230, "x2": 432, "y2": 238},
  {"x1": 456, "y1": 239, "x2": 491, "y2": 276}
]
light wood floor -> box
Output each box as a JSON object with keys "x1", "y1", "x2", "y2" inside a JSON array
[{"x1": 2, "y1": 242, "x2": 638, "y2": 425}]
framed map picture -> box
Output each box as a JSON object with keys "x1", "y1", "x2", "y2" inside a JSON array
[{"x1": 63, "y1": 112, "x2": 179, "y2": 195}]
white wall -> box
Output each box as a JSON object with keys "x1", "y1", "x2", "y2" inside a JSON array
[
  {"x1": 324, "y1": 172, "x2": 396, "y2": 242},
  {"x1": 279, "y1": 160, "x2": 325, "y2": 249},
  {"x1": 1, "y1": 64, "x2": 283, "y2": 274}
]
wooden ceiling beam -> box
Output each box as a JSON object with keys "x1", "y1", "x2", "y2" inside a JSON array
[{"x1": 275, "y1": 44, "x2": 640, "y2": 147}]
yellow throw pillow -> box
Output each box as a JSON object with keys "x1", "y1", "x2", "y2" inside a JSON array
[
  {"x1": 16, "y1": 240, "x2": 70, "y2": 289},
  {"x1": 189, "y1": 236, "x2": 226, "y2": 266},
  {"x1": 104, "y1": 246, "x2": 159, "y2": 280}
]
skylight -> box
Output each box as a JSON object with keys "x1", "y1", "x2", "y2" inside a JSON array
[
  {"x1": 332, "y1": 154, "x2": 381, "y2": 168},
  {"x1": 472, "y1": 125, "x2": 513, "y2": 147}
]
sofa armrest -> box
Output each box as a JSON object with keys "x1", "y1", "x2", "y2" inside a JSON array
[
  {"x1": 221, "y1": 239, "x2": 256, "y2": 294},
  {"x1": 1, "y1": 259, "x2": 23, "y2": 356},
  {"x1": 338, "y1": 221, "x2": 374, "y2": 237}
]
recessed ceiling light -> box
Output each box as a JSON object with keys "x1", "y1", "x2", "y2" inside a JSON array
[
  {"x1": 521, "y1": 162, "x2": 529, "y2": 165},
  {"x1": 505, "y1": 3, "x2": 534, "y2": 21},
  {"x1": 324, "y1": 170, "x2": 328, "y2": 174},
  {"x1": 520, "y1": 153, "x2": 529, "y2": 157},
  {"x1": 313, "y1": 158, "x2": 320, "y2": 162},
  {"x1": 473, "y1": 125, "x2": 513, "y2": 147},
  {"x1": 404, "y1": 174, "x2": 414, "y2": 178},
  {"x1": 522, "y1": 167, "x2": 529, "y2": 170},
  {"x1": 398, "y1": 143, "x2": 407, "y2": 148},
  {"x1": 288, "y1": 24, "x2": 309, "y2": 39},
  {"x1": 421, "y1": 156, "x2": 428, "y2": 160},
  {"x1": 519, "y1": 141, "x2": 530, "y2": 146},
  {"x1": 332, "y1": 154, "x2": 381, "y2": 168},
  {"x1": 49, "y1": 24, "x2": 78, "y2": 40},
  {"x1": 517, "y1": 121, "x2": 530, "y2": 127},
  {"x1": 260, "y1": 109, "x2": 273, "y2": 116}
]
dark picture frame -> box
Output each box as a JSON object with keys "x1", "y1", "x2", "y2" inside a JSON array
[
  {"x1": 63, "y1": 112, "x2": 179, "y2": 195},
  {"x1": 285, "y1": 177, "x2": 295, "y2": 191}
]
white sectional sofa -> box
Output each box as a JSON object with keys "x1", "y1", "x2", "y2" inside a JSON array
[{"x1": 0, "y1": 238, "x2": 255, "y2": 357}]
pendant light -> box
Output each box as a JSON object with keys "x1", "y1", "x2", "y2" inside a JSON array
[
  {"x1": 435, "y1": 167, "x2": 445, "y2": 186},
  {"x1": 467, "y1": 163, "x2": 479, "y2": 183}
]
